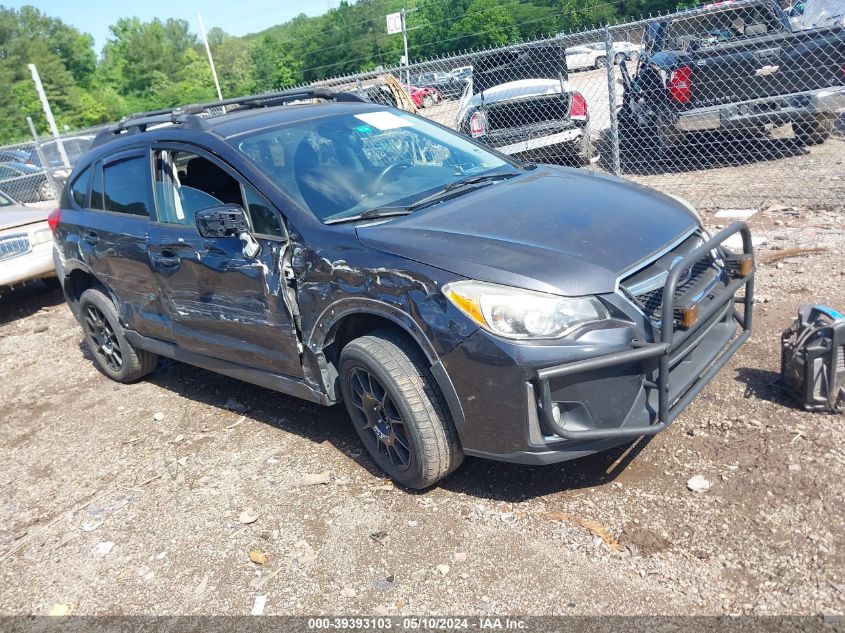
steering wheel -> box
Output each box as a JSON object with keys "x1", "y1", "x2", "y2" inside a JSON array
[{"x1": 373, "y1": 161, "x2": 413, "y2": 190}]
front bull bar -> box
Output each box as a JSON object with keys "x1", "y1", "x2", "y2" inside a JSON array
[{"x1": 536, "y1": 222, "x2": 755, "y2": 440}]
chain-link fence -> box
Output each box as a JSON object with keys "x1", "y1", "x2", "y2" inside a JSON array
[
  {"x1": 2, "y1": 0, "x2": 843, "y2": 211},
  {"x1": 316, "y1": 0, "x2": 845, "y2": 210},
  {"x1": 0, "y1": 124, "x2": 110, "y2": 207}
]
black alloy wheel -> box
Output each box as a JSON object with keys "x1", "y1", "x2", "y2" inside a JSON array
[
  {"x1": 83, "y1": 303, "x2": 123, "y2": 372},
  {"x1": 347, "y1": 366, "x2": 413, "y2": 471}
]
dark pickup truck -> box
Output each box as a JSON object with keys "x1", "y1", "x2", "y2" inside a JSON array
[{"x1": 619, "y1": 0, "x2": 845, "y2": 160}]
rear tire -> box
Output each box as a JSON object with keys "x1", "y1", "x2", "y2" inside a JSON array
[
  {"x1": 422, "y1": 95, "x2": 434, "y2": 108},
  {"x1": 78, "y1": 287, "x2": 158, "y2": 383},
  {"x1": 793, "y1": 114, "x2": 834, "y2": 146},
  {"x1": 37, "y1": 180, "x2": 53, "y2": 201},
  {"x1": 339, "y1": 329, "x2": 463, "y2": 489}
]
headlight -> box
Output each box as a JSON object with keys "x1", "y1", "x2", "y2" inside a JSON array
[
  {"x1": 443, "y1": 280, "x2": 609, "y2": 340},
  {"x1": 32, "y1": 228, "x2": 53, "y2": 245}
]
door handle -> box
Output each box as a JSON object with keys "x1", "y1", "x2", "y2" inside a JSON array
[
  {"x1": 150, "y1": 252, "x2": 180, "y2": 269},
  {"x1": 82, "y1": 230, "x2": 99, "y2": 245}
]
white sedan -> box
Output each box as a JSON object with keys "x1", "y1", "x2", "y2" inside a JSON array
[
  {"x1": 0, "y1": 190, "x2": 58, "y2": 293},
  {"x1": 564, "y1": 41, "x2": 643, "y2": 71}
]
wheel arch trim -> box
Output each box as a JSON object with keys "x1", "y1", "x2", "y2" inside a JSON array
[{"x1": 308, "y1": 299, "x2": 465, "y2": 427}]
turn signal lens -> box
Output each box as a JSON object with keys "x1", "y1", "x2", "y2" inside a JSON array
[
  {"x1": 737, "y1": 255, "x2": 753, "y2": 277},
  {"x1": 678, "y1": 304, "x2": 699, "y2": 329}
]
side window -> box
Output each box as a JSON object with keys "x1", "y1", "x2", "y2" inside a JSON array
[
  {"x1": 244, "y1": 186, "x2": 284, "y2": 238},
  {"x1": 102, "y1": 155, "x2": 152, "y2": 216},
  {"x1": 152, "y1": 150, "x2": 235, "y2": 226},
  {"x1": 153, "y1": 149, "x2": 284, "y2": 238},
  {"x1": 70, "y1": 167, "x2": 91, "y2": 207}
]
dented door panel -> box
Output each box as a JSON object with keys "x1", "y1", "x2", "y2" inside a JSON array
[{"x1": 148, "y1": 222, "x2": 303, "y2": 378}]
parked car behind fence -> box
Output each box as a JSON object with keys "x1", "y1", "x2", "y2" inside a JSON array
[{"x1": 0, "y1": 162, "x2": 55, "y2": 203}]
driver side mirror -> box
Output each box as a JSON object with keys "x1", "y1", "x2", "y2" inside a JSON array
[
  {"x1": 196, "y1": 204, "x2": 250, "y2": 238},
  {"x1": 195, "y1": 204, "x2": 260, "y2": 259}
]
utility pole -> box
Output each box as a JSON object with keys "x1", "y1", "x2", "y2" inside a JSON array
[
  {"x1": 387, "y1": 8, "x2": 418, "y2": 87},
  {"x1": 197, "y1": 12, "x2": 223, "y2": 100},
  {"x1": 26, "y1": 116, "x2": 59, "y2": 199},
  {"x1": 27, "y1": 63, "x2": 69, "y2": 169},
  {"x1": 401, "y1": 9, "x2": 410, "y2": 87}
]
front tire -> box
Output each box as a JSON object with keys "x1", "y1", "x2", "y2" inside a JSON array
[
  {"x1": 595, "y1": 56, "x2": 607, "y2": 69},
  {"x1": 79, "y1": 287, "x2": 158, "y2": 383},
  {"x1": 793, "y1": 114, "x2": 834, "y2": 146},
  {"x1": 422, "y1": 95, "x2": 434, "y2": 108},
  {"x1": 339, "y1": 329, "x2": 463, "y2": 489}
]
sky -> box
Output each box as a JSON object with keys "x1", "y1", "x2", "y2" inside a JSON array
[{"x1": 7, "y1": 0, "x2": 340, "y2": 53}]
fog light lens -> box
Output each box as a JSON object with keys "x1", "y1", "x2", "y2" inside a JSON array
[{"x1": 551, "y1": 403, "x2": 562, "y2": 424}]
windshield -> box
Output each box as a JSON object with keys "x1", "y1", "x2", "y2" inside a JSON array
[
  {"x1": 234, "y1": 109, "x2": 512, "y2": 223},
  {"x1": 0, "y1": 192, "x2": 12, "y2": 206}
]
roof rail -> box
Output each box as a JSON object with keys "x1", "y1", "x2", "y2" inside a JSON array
[{"x1": 90, "y1": 87, "x2": 365, "y2": 149}]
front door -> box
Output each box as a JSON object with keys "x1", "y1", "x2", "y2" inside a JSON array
[{"x1": 147, "y1": 146, "x2": 303, "y2": 378}]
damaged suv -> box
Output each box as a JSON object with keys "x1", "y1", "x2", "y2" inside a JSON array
[{"x1": 52, "y1": 88, "x2": 754, "y2": 489}]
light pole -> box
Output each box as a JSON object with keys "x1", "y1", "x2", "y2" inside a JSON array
[
  {"x1": 198, "y1": 12, "x2": 223, "y2": 101},
  {"x1": 27, "y1": 63, "x2": 69, "y2": 169}
]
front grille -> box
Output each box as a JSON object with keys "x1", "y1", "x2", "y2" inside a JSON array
[
  {"x1": 0, "y1": 234, "x2": 30, "y2": 261},
  {"x1": 484, "y1": 95, "x2": 569, "y2": 130},
  {"x1": 635, "y1": 258, "x2": 713, "y2": 320},
  {"x1": 620, "y1": 233, "x2": 724, "y2": 326}
]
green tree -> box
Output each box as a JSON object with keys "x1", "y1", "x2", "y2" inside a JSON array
[
  {"x1": 248, "y1": 35, "x2": 300, "y2": 93},
  {"x1": 449, "y1": 0, "x2": 520, "y2": 50}
]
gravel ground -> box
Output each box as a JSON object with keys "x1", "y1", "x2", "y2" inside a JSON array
[{"x1": 1, "y1": 207, "x2": 844, "y2": 617}]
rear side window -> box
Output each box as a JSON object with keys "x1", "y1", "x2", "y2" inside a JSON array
[
  {"x1": 102, "y1": 155, "x2": 153, "y2": 217},
  {"x1": 91, "y1": 163, "x2": 104, "y2": 209},
  {"x1": 70, "y1": 167, "x2": 91, "y2": 207}
]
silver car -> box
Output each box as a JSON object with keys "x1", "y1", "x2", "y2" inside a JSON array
[{"x1": 0, "y1": 191, "x2": 58, "y2": 293}]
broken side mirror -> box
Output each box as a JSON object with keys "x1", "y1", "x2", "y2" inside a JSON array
[{"x1": 195, "y1": 204, "x2": 260, "y2": 259}]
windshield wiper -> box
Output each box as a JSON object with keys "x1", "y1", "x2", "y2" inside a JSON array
[
  {"x1": 403, "y1": 172, "x2": 520, "y2": 213},
  {"x1": 324, "y1": 207, "x2": 412, "y2": 225},
  {"x1": 443, "y1": 172, "x2": 519, "y2": 192}
]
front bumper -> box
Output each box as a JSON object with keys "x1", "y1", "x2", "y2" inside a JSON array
[
  {"x1": 441, "y1": 223, "x2": 754, "y2": 464},
  {"x1": 0, "y1": 240, "x2": 56, "y2": 288},
  {"x1": 675, "y1": 86, "x2": 845, "y2": 132}
]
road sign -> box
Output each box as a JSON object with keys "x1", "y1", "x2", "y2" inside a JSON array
[{"x1": 386, "y1": 12, "x2": 403, "y2": 34}]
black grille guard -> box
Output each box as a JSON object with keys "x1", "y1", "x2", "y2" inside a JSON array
[{"x1": 536, "y1": 222, "x2": 755, "y2": 440}]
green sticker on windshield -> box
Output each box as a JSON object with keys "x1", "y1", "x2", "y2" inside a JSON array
[{"x1": 355, "y1": 124, "x2": 373, "y2": 135}]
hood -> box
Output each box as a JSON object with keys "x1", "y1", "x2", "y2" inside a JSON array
[
  {"x1": 0, "y1": 206, "x2": 50, "y2": 232},
  {"x1": 355, "y1": 167, "x2": 699, "y2": 297}
]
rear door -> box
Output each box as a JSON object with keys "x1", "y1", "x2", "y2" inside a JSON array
[
  {"x1": 80, "y1": 150, "x2": 167, "y2": 339},
  {"x1": 146, "y1": 145, "x2": 303, "y2": 378}
]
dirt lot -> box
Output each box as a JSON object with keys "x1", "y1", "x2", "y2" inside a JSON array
[{"x1": 1, "y1": 207, "x2": 844, "y2": 617}]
